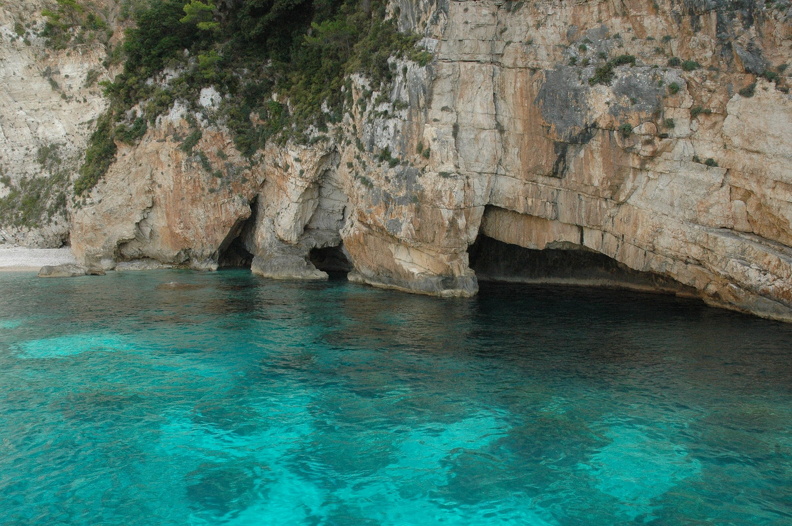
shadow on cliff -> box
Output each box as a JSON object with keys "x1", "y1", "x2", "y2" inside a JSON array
[
  {"x1": 309, "y1": 244, "x2": 353, "y2": 280},
  {"x1": 468, "y1": 234, "x2": 692, "y2": 296},
  {"x1": 218, "y1": 198, "x2": 257, "y2": 269}
]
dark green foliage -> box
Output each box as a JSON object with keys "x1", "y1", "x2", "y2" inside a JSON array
[
  {"x1": 690, "y1": 106, "x2": 712, "y2": 118},
  {"x1": 181, "y1": 0, "x2": 220, "y2": 32},
  {"x1": 84, "y1": 69, "x2": 101, "y2": 87},
  {"x1": 115, "y1": 117, "x2": 148, "y2": 144},
  {"x1": 377, "y1": 147, "x2": 399, "y2": 168},
  {"x1": 681, "y1": 60, "x2": 700, "y2": 72},
  {"x1": 589, "y1": 64, "x2": 614, "y2": 85},
  {"x1": 109, "y1": 0, "x2": 201, "y2": 108},
  {"x1": 196, "y1": 150, "x2": 212, "y2": 171},
  {"x1": 36, "y1": 144, "x2": 62, "y2": 171},
  {"x1": 611, "y1": 55, "x2": 636, "y2": 67},
  {"x1": 74, "y1": 113, "x2": 117, "y2": 196},
  {"x1": 0, "y1": 173, "x2": 69, "y2": 228},
  {"x1": 618, "y1": 123, "x2": 633, "y2": 137},
  {"x1": 667, "y1": 57, "x2": 681, "y2": 67},
  {"x1": 588, "y1": 55, "x2": 635, "y2": 85},
  {"x1": 41, "y1": 0, "x2": 109, "y2": 50},
  {"x1": 738, "y1": 82, "x2": 756, "y2": 98},
  {"x1": 663, "y1": 118, "x2": 675, "y2": 129},
  {"x1": 181, "y1": 129, "x2": 203, "y2": 154},
  {"x1": 77, "y1": 0, "x2": 431, "y2": 195},
  {"x1": 668, "y1": 82, "x2": 681, "y2": 95},
  {"x1": 704, "y1": 158, "x2": 718, "y2": 167},
  {"x1": 760, "y1": 70, "x2": 780, "y2": 83}
]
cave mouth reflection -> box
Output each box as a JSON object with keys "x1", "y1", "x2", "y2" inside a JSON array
[
  {"x1": 468, "y1": 234, "x2": 691, "y2": 294},
  {"x1": 309, "y1": 244, "x2": 353, "y2": 280}
]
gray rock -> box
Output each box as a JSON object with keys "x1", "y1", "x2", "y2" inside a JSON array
[{"x1": 38, "y1": 264, "x2": 87, "y2": 278}]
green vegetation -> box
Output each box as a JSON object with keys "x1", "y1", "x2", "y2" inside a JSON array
[
  {"x1": 760, "y1": 70, "x2": 780, "y2": 83},
  {"x1": 76, "y1": 0, "x2": 432, "y2": 195},
  {"x1": 618, "y1": 123, "x2": 633, "y2": 137},
  {"x1": 41, "y1": 0, "x2": 110, "y2": 50},
  {"x1": 668, "y1": 82, "x2": 680, "y2": 95},
  {"x1": 663, "y1": 118, "x2": 675, "y2": 129},
  {"x1": 738, "y1": 82, "x2": 756, "y2": 98},
  {"x1": 690, "y1": 106, "x2": 712, "y2": 119},
  {"x1": 704, "y1": 158, "x2": 718, "y2": 167},
  {"x1": 74, "y1": 113, "x2": 117, "y2": 196},
  {"x1": 0, "y1": 143, "x2": 69, "y2": 227},
  {"x1": 180, "y1": 129, "x2": 203, "y2": 154},
  {"x1": 114, "y1": 116, "x2": 147, "y2": 144},
  {"x1": 588, "y1": 55, "x2": 636, "y2": 85},
  {"x1": 83, "y1": 68, "x2": 101, "y2": 87},
  {"x1": 377, "y1": 147, "x2": 399, "y2": 168},
  {"x1": 0, "y1": 173, "x2": 68, "y2": 228},
  {"x1": 681, "y1": 60, "x2": 700, "y2": 72}
]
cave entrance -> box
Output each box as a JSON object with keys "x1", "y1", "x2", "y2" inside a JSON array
[
  {"x1": 219, "y1": 237, "x2": 254, "y2": 269},
  {"x1": 468, "y1": 234, "x2": 688, "y2": 293},
  {"x1": 309, "y1": 243, "x2": 353, "y2": 280},
  {"x1": 218, "y1": 198, "x2": 257, "y2": 269}
]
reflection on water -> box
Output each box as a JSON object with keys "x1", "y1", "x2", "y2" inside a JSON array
[{"x1": 0, "y1": 270, "x2": 791, "y2": 525}]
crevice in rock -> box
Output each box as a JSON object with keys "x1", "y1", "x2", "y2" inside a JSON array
[
  {"x1": 218, "y1": 197, "x2": 257, "y2": 269},
  {"x1": 468, "y1": 234, "x2": 692, "y2": 295},
  {"x1": 309, "y1": 243, "x2": 353, "y2": 279},
  {"x1": 300, "y1": 168, "x2": 351, "y2": 278}
]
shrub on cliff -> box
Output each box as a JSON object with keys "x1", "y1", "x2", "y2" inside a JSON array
[
  {"x1": 588, "y1": 55, "x2": 635, "y2": 85},
  {"x1": 78, "y1": 0, "x2": 431, "y2": 195},
  {"x1": 41, "y1": 0, "x2": 110, "y2": 50},
  {"x1": 74, "y1": 115, "x2": 117, "y2": 196}
]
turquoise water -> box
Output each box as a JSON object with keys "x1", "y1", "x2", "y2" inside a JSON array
[{"x1": 0, "y1": 270, "x2": 791, "y2": 525}]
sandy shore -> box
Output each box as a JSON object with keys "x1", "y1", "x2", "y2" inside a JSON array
[{"x1": 0, "y1": 245, "x2": 78, "y2": 272}]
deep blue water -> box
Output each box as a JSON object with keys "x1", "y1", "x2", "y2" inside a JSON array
[{"x1": 0, "y1": 269, "x2": 791, "y2": 525}]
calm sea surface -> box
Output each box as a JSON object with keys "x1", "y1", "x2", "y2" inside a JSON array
[{"x1": 0, "y1": 270, "x2": 790, "y2": 525}]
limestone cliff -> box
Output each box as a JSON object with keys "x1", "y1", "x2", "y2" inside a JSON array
[
  {"x1": 0, "y1": 0, "x2": 117, "y2": 246},
  {"x1": 8, "y1": 0, "x2": 792, "y2": 321}
]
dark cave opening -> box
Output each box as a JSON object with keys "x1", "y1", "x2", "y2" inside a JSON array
[
  {"x1": 218, "y1": 237, "x2": 254, "y2": 269},
  {"x1": 468, "y1": 234, "x2": 689, "y2": 293},
  {"x1": 309, "y1": 244, "x2": 353, "y2": 279},
  {"x1": 218, "y1": 199, "x2": 257, "y2": 269}
]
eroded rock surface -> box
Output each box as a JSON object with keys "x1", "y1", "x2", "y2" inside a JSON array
[
  {"x1": 0, "y1": 0, "x2": 115, "y2": 246},
  {"x1": 65, "y1": 0, "x2": 792, "y2": 321}
]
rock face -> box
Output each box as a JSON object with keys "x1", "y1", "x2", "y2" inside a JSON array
[
  {"x1": 38, "y1": 263, "x2": 86, "y2": 278},
  {"x1": 65, "y1": 0, "x2": 792, "y2": 321},
  {"x1": 0, "y1": 0, "x2": 114, "y2": 246}
]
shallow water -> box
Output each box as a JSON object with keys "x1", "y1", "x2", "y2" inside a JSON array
[{"x1": 0, "y1": 270, "x2": 790, "y2": 525}]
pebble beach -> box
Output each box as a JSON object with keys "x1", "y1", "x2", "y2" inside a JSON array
[{"x1": 0, "y1": 246, "x2": 77, "y2": 272}]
